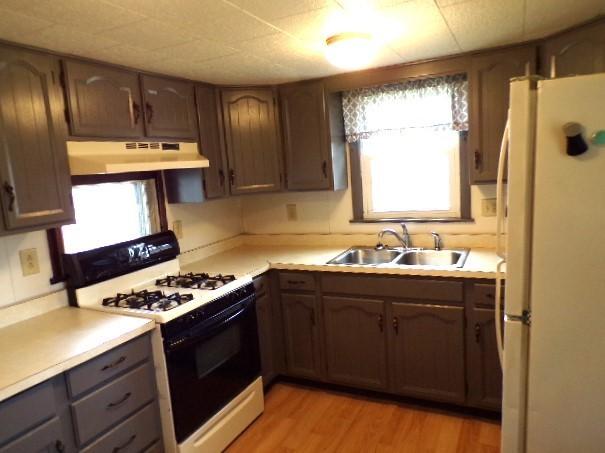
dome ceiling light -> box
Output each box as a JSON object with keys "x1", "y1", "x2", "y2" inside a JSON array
[{"x1": 325, "y1": 31, "x2": 376, "y2": 70}]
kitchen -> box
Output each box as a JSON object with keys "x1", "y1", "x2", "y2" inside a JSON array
[{"x1": 0, "y1": 1, "x2": 604, "y2": 452}]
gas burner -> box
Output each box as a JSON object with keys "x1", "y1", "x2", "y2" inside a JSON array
[
  {"x1": 102, "y1": 289, "x2": 193, "y2": 311},
  {"x1": 156, "y1": 273, "x2": 237, "y2": 290}
]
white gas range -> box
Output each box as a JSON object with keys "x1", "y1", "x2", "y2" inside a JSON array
[{"x1": 64, "y1": 232, "x2": 263, "y2": 453}]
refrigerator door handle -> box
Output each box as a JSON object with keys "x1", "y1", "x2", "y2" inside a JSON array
[{"x1": 495, "y1": 259, "x2": 505, "y2": 368}]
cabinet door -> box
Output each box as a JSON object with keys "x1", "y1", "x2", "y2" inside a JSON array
[
  {"x1": 280, "y1": 81, "x2": 331, "y2": 190},
  {"x1": 141, "y1": 75, "x2": 197, "y2": 139},
  {"x1": 221, "y1": 88, "x2": 282, "y2": 194},
  {"x1": 281, "y1": 293, "x2": 321, "y2": 379},
  {"x1": 0, "y1": 47, "x2": 74, "y2": 231},
  {"x1": 323, "y1": 296, "x2": 388, "y2": 390},
  {"x1": 63, "y1": 60, "x2": 144, "y2": 138},
  {"x1": 196, "y1": 85, "x2": 228, "y2": 198},
  {"x1": 541, "y1": 21, "x2": 605, "y2": 77},
  {"x1": 256, "y1": 290, "x2": 276, "y2": 386},
  {"x1": 469, "y1": 45, "x2": 536, "y2": 183},
  {"x1": 391, "y1": 302, "x2": 465, "y2": 403},
  {"x1": 467, "y1": 308, "x2": 502, "y2": 410}
]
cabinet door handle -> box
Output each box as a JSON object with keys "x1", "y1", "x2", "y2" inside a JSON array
[
  {"x1": 55, "y1": 440, "x2": 65, "y2": 453},
  {"x1": 486, "y1": 293, "x2": 495, "y2": 299},
  {"x1": 3, "y1": 182, "x2": 15, "y2": 212},
  {"x1": 106, "y1": 391, "x2": 132, "y2": 409},
  {"x1": 392, "y1": 317, "x2": 399, "y2": 335},
  {"x1": 378, "y1": 314, "x2": 383, "y2": 332},
  {"x1": 229, "y1": 169, "x2": 235, "y2": 186},
  {"x1": 310, "y1": 308, "x2": 316, "y2": 327},
  {"x1": 474, "y1": 149, "x2": 482, "y2": 170},
  {"x1": 218, "y1": 169, "x2": 225, "y2": 187},
  {"x1": 287, "y1": 280, "x2": 305, "y2": 285},
  {"x1": 145, "y1": 102, "x2": 153, "y2": 124},
  {"x1": 132, "y1": 101, "x2": 140, "y2": 124},
  {"x1": 475, "y1": 322, "x2": 481, "y2": 343},
  {"x1": 101, "y1": 355, "x2": 126, "y2": 371},
  {"x1": 113, "y1": 434, "x2": 137, "y2": 452},
  {"x1": 322, "y1": 160, "x2": 328, "y2": 178}
]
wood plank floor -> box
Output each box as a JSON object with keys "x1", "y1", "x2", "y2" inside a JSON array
[{"x1": 226, "y1": 383, "x2": 501, "y2": 453}]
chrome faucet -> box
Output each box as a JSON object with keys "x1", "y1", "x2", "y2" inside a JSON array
[
  {"x1": 376, "y1": 223, "x2": 410, "y2": 249},
  {"x1": 431, "y1": 232, "x2": 442, "y2": 251}
]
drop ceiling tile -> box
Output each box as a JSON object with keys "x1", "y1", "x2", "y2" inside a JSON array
[
  {"x1": 86, "y1": 45, "x2": 159, "y2": 68},
  {"x1": 104, "y1": 0, "x2": 238, "y2": 24},
  {"x1": 153, "y1": 39, "x2": 239, "y2": 63},
  {"x1": 12, "y1": 0, "x2": 146, "y2": 34},
  {"x1": 524, "y1": 0, "x2": 605, "y2": 39},
  {"x1": 382, "y1": 0, "x2": 460, "y2": 62},
  {"x1": 95, "y1": 18, "x2": 194, "y2": 51},
  {"x1": 229, "y1": 0, "x2": 334, "y2": 21},
  {"x1": 18, "y1": 25, "x2": 119, "y2": 55},
  {"x1": 0, "y1": 7, "x2": 52, "y2": 43},
  {"x1": 435, "y1": 0, "x2": 473, "y2": 6},
  {"x1": 192, "y1": 9, "x2": 281, "y2": 43},
  {"x1": 439, "y1": 0, "x2": 525, "y2": 50}
]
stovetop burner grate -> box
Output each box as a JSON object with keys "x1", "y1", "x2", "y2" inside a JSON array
[
  {"x1": 155, "y1": 272, "x2": 236, "y2": 290},
  {"x1": 102, "y1": 289, "x2": 193, "y2": 311}
]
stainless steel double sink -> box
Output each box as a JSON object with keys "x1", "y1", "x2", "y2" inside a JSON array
[{"x1": 326, "y1": 246, "x2": 469, "y2": 268}]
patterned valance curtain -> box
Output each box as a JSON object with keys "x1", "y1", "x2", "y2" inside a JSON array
[{"x1": 341, "y1": 73, "x2": 469, "y2": 143}]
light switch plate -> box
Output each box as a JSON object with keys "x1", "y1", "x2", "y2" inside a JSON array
[
  {"x1": 19, "y1": 248, "x2": 40, "y2": 276},
  {"x1": 482, "y1": 198, "x2": 497, "y2": 217},
  {"x1": 172, "y1": 220, "x2": 183, "y2": 239},
  {"x1": 286, "y1": 204, "x2": 298, "y2": 221}
]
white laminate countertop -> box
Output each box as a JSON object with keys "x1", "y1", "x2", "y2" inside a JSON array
[
  {"x1": 181, "y1": 245, "x2": 504, "y2": 280},
  {"x1": 0, "y1": 307, "x2": 155, "y2": 403}
]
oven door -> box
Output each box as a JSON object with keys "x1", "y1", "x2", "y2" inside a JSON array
[{"x1": 164, "y1": 296, "x2": 260, "y2": 444}]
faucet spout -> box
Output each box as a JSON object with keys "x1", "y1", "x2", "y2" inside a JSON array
[{"x1": 377, "y1": 223, "x2": 410, "y2": 249}]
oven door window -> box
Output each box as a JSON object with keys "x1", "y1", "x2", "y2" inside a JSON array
[{"x1": 165, "y1": 302, "x2": 260, "y2": 444}]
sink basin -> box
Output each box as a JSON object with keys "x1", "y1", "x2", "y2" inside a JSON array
[
  {"x1": 327, "y1": 247, "x2": 402, "y2": 265},
  {"x1": 395, "y1": 249, "x2": 468, "y2": 268}
]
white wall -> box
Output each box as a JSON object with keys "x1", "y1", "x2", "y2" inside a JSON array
[{"x1": 242, "y1": 184, "x2": 498, "y2": 236}]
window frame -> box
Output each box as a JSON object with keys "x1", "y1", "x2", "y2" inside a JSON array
[
  {"x1": 47, "y1": 171, "x2": 168, "y2": 284},
  {"x1": 349, "y1": 131, "x2": 471, "y2": 223}
]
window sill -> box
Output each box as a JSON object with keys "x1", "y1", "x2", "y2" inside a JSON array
[{"x1": 350, "y1": 217, "x2": 475, "y2": 224}]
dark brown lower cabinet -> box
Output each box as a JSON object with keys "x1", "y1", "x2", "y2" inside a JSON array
[
  {"x1": 391, "y1": 302, "x2": 466, "y2": 404},
  {"x1": 256, "y1": 289, "x2": 277, "y2": 386},
  {"x1": 322, "y1": 296, "x2": 388, "y2": 390},
  {"x1": 467, "y1": 308, "x2": 502, "y2": 410},
  {"x1": 281, "y1": 293, "x2": 322, "y2": 380}
]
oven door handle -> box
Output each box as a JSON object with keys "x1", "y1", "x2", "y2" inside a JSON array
[{"x1": 164, "y1": 298, "x2": 255, "y2": 353}]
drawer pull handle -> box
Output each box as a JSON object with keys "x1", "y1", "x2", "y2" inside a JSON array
[
  {"x1": 113, "y1": 434, "x2": 137, "y2": 452},
  {"x1": 486, "y1": 293, "x2": 494, "y2": 299},
  {"x1": 55, "y1": 440, "x2": 65, "y2": 453},
  {"x1": 106, "y1": 392, "x2": 132, "y2": 409},
  {"x1": 287, "y1": 280, "x2": 305, "y2": 285},
  {"x1": 101, "y1": 355, "x2": 126, "y2": 371}
]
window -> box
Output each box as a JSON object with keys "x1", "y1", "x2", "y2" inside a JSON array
[
  {"x1": 47, "y1": 173, "x2": 167, "y2": 282},
  {"x1": 343, "y1": 74, "x2": 470, "y2": 221}
]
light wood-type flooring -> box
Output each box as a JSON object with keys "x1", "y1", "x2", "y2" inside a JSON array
[{"x1": 226, "y1": 383, "x2": 500, "y2": 453}]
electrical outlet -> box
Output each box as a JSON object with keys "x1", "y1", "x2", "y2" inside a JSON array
[
  {"x1": 482, "y1": 198, "x2": 497, "y2": 217},
  {"x1": 19, "y1": 248, "x2": 40, "y2": 276},
  {"x1": 286, "y1": 204, "x2": 298, "y2": 221},
  {"x1": 172, "y1": 220, "x2": 183, "y2": 239}
]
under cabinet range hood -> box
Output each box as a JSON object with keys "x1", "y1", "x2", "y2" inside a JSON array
[{"x1": 66, "y1": 141, "x2": 209, "y2": 175}]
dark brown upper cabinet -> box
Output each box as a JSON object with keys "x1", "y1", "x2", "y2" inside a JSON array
[
  {"x1": 467, "y1": 307, "x2": 502, "y2": 410},
  {"x1": 540, "y1": 20, "x2": 605, "y2": 78},
  {"x1": 221, "y1": 88, "x2": 283, "y2": 194},
  {"x1": 0, "y1": 46, "x2": 74, "y2": 233},
  {"x1": 391, "y1": 302, "x2": 466, "y2": 404},
  {"x1": 140, "y1": 75, "x2": 197, "y2": 139},
  {"x1": 469, "y1": 45, "x2": 536, "y2": 183},
  {"x1": 280, "y1": 81, "x2": 347, "y2": 191},
  {"x1": 63, "y1": 60, "x2": 144, "y2": 138},
  {"x1": 323, "y1": 296, "x2": 388, "y2": 391}
]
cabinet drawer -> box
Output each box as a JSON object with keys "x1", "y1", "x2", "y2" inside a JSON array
[
  {"x1": 0, "y1": 379, "x2": 56, "y2": 445},
  {"x1": 71, "y1": 362, "x2": 155, "y2": 446},
  {"x1": 0, "y1": 417, "x2": 62, "y2": 453},
  {"x1": 67, "y1": 334, "x2": 151, "y2": 398},
  {"x1": 321, "y1": 274, "x2": 463, "y2": 302},
  {"x1": 80, "y1": 402, "x2": 160, "y2": 453},
  {"x1": 253, "y1": 274, "x2": 270, "y2": 296},
  {"x1": 279, "y1": 272, "x2": 315, "y2": 292},
  {"x1": 470, "y1": 283, "x2": 503, "y2": 307}
]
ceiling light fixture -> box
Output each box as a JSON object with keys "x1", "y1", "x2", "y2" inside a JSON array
[{"x1": 325, "y1": 32, "x2": 375, "y2": 70}]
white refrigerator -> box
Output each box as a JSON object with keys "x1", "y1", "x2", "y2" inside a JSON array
[{"x1": 498, "y1": 73, "x2": 605, "y2": 453}]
